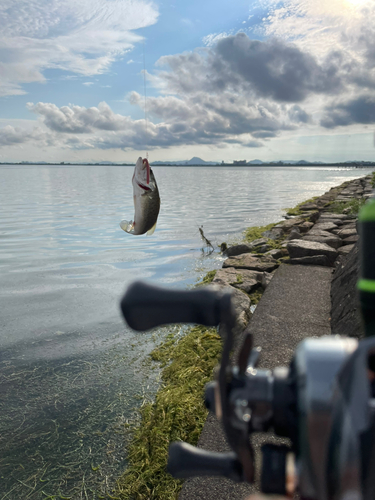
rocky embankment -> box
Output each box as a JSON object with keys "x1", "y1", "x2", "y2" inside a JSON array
[{"x1": 211, "y1": 175, "x2": 373, "y2": 341}]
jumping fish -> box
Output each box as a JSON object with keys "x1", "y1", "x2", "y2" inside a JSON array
[{"x1": 120, "y1": 157, "x2": 160, "y2": 235}]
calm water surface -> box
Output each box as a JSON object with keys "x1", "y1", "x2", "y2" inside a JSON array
[{"x1": 0, "y1": 164, "x2": 373, "y2": 498}]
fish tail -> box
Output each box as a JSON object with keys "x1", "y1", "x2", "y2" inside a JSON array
[{"x1": 120, "y1": 220, "x2": 135, "y2": 233}]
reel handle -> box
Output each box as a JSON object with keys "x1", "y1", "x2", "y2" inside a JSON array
[{"x1": 120, "y1": 281, "x2": 229, "y2": 331}]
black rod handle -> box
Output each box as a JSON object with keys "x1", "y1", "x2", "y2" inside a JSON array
[
  {"x1": 120, "y1": 281, "x2": 228, "y2": 331},
  {"x1": 167, "y1": 442, "x2": 243, "y2": 482}
]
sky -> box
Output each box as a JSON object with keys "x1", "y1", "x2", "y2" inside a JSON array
[{"x1": 1, "y1": 0, "x2": 375, "y2": 163}]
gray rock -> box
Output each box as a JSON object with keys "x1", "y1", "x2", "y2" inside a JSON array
[
  {"x1": 298, "y1": 221, "x2": 314, "y2": 233},
  {"x1": 331, "y1": 225, "x2": 355, "y2": 234},
  {"x1": 306, "y1": 229, "x2": 338, "y2": 238},
  {"x1": 340, "y1": 219, "x2": 358, "y2": 225},
  {"x1": 319, "y1": 213, "x2": 348, "y2": 220},
  {"x1": 336, "y1": 228, "x2": 357, "y2": 238},
  {"x1": 262, "y1": 227, "x2": 284, "y2": 240},
  {"x1": 342, "y1": 235, "x2": 359, "y2": 245},
  {"x1": 305, "y1": 211, "x2": 320, "y2": 223},
  {"x1": 338, "y1": 244, "x2": 355, "y2": 255},
  {"x1": 225, "y1": 243, "x2": 254, "y2": 257},
  {"x1": 331, "y1": 242, "x2": 363, "y2": 338},
  {"x1": 255, "y1": 244, "x2": 273, "y2": 253},
  {"x1": 319, "y1": 219, "x2": 343, "y2": 226},
  {"x1": 302, "y1": 234, "x2": 342, "y2": 249},
  {"x1": 312, "y1": 222, "x2": 338, "y2": 232},
  {"x1": 264, "y1": 248, "x2": 284, "y2": 259},
  {"x1": 223, "y1": 254, "x2": 279, "y2": 272},
  {"x1": 298, "y1": 202, "x2": 318, "y2": 210},
  {"x1": 233, "y1": 280, "x2": 259, "y2": 293},
  {"x1": 250, "y1": 237, "x2": 269, "y2": 248},
  {"x1": 214, "y1": 286, "x2": 251, "y2": 340},
  {"x1": 288, "y1": 255, "x2": 331, "y2": 266},
  {"x1": 287, "y1": 240, "x2": 338, "y2": 265},
  {"x1": 274, "y1": 216, "x2": 307, "y2": 233},
  {"x1": 261, "y1": 272, "x2": 274, "y2": 288},
  {"x1": 288, "y1": 228, "x2": 302, "y2": 240},
  {"x1": 212, "y1": 268, "x2": 263, "y2": 288}
]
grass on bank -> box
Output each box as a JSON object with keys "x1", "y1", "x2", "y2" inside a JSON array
[
  {"x1": 115, "y1": 326, "x2": 222, "y2": 500},
  {"x1": 283, "y1": 196, "x2": 319, "y2": 216},
  {"x1": 329, "y1": 197, "x2": 367, "y2": 216}
]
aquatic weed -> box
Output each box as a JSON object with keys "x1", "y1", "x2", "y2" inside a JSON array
[{"x1": 115, "y1": 326, "x2": 222, "y2": 500}]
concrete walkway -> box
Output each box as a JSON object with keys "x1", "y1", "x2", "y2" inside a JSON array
[{"x1": 179, "y1": 264, "x2": 332, "y2": 500}]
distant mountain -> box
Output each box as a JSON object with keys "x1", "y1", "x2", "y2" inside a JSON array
[
  {"x1": 151, "y1": 157, "x2": 219, "y2": 165},
  {"x1": 247, "y1": 159, "x2": 263, "y2": 164}
]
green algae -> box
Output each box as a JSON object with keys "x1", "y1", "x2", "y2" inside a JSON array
[
  {"x1": 196, "y1": 269, "x2": 217, "y2": 286},
  {"x1": 243, "y1": 222, "x2": 278, "y2": 242},
  {"x1": 115, "y1": 326, "x2": 222, "y2": 500}
]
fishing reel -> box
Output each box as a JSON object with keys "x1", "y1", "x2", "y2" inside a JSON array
[{"x1": 120, "y1": 280, "x2": 375, "y2": 500}]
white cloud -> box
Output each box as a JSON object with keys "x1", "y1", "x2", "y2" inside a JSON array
[
  {"x1": 0, "y1": 0, "x2": 159, "y2": 96},
  {"x1": 202, "y1": 31, "x2": 233, "y2": 47}
]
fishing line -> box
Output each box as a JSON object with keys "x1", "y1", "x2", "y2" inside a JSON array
[{"x1": 142, "y1": 39, "x2": 149, "y2": 161}]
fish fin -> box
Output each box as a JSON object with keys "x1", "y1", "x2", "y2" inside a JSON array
[
  {"x1": 120, "y1": 220, "x2": 135, "y2": 234},
  {"x1": 146, "y1": 222, "x2": 157, "y2": 236}
]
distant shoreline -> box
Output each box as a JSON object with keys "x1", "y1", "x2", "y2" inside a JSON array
[{"x1": 2, "y1": 162, "x2": 375, "y2": 168}]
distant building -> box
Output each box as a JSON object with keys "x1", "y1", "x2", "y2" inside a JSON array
[{"x1": 233, "y1": 160, "x2": 247, "y2": 165}]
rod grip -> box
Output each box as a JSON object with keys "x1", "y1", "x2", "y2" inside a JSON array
[
  {"x1": 167, "y1": 442, "x2": 243, "y2": 482},
  {"x1": 120, "y1": 281, "x2": 228, "y2": 331}
]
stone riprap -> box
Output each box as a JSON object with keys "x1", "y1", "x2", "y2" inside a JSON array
[
  {"x1": 220, "y1": 174, "x2": 372, "y2": 294},
  {"x1": 178, "y1": 174, "x2": 373, "y2": 500}
]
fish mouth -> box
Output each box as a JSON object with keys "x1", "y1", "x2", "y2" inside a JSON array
[
  {"x1": 136, "y1": 180, "x2": 151, "y2": 191},
  {"x1": 143, "y1": 158, "x2": 150, "y2": 185}
]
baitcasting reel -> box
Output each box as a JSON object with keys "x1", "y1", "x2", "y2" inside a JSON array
[{"x1": 120, "y1": 280, "x2": 375, "y2": 500}]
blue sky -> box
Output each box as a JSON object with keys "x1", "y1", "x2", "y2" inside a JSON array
[{"x1": 1, "y1": 0, "x2": 375, "y2": 163}]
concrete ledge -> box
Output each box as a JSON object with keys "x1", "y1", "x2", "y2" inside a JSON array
[{"x1": 179, "y1": 264, "x2": 332, "y2": 500}]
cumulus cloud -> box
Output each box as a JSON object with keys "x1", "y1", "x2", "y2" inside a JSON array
[
  {"x1": 0, "y1": 0, "x2": 159, "y2": 96},
  {"x1": 321, "y1": 95, "x2": 375, "y2": 128},
  {"x1": 27, "y1": 101, "x2": 133, "y2": 133},
  {"x1": 19, "y1": 91, "x2": 309, "y2": 152},
  {"x1": 154, "y1": 33, "x2": 343, "y2": 103},
  {"x1": 0, "y1": 125, "x2": 54, "y2": 147}
]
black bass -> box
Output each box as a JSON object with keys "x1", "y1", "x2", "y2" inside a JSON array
[{"x1": 120, "y1": 157, "x2": 160, "y2": 235}]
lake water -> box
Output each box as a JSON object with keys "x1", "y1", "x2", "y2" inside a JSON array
[{"x1": 0, "y1": 164, "x2": 373, "y2": 498}]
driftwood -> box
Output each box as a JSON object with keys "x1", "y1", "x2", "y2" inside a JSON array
[{"x1": 199, "y1": 226, "x2": 214, "y2": 255}]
